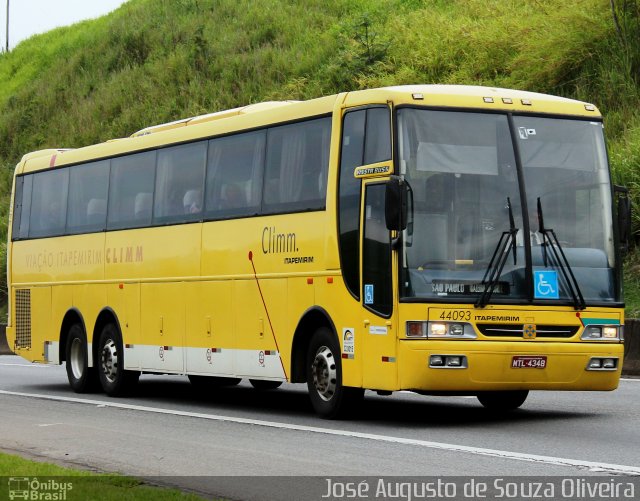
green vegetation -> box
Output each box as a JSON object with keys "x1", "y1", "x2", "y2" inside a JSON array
[
  {"x1": 0, "y1": 0, "x2": 639, "y2": 313},
  {"x1": 0, "y1": 451, "x2": 208, "y2": 500}
]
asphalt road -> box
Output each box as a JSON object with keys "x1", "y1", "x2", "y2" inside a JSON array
[{"x1": 0, "y1": 354, "x2": 639, "y2": 500}]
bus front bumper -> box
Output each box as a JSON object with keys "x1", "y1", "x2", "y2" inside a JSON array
[{"x1": 398, "y1": 340, "x2": 624, "y2": 392}]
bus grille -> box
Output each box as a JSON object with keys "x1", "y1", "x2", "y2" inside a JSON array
[
  {"x1": 15, "y1": 289, "x2": 31, "y2": 349},
  {"x1": 477, "y1": 324, "x2": 579, "y2": 338}
]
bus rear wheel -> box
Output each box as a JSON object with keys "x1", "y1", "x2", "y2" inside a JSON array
[
  {"x1": 306, "y1": 327, "x2": 363, "y2": 419},
  {"x1": 97, "y1": 323, "x2": 139, "y2": 396},
  {"x1": 65, "y1": 323, "x2": 98, "y2": 393},
  {"x1": 477, "y1": 390, "x2": 529, "y2": 411}
]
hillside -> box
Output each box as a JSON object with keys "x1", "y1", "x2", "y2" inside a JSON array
[{"x1": 1, "y1": 0, "x2": 639, "y2": 314}]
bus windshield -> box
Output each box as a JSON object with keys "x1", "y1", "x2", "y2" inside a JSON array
[{"x1": 397, "y1": 108, "x2": 617, "y2": 304}]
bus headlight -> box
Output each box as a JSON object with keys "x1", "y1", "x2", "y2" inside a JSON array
[
  {"x1": 427, "y1": 322, "x2": 477, "y2": 339},
  {"x1": 405, "y1": 321, "x2": 477, "y2": 339},
  {"x1": 581, "y1": 325, "x2": 621, "y2": 341}
]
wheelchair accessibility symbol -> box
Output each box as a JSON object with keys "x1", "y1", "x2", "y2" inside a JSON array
[{"x1": 534, "y1": 271, "x2": 559, "y2": 299}]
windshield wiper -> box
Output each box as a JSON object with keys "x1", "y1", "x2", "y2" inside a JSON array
[
  {"x1": 536, "y1": 198, "x2": 586, "y2": 310},
  {"x1": 475, "y1": 197, "x2": 518, "y2": 308}
]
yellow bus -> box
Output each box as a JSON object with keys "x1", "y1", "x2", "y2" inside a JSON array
[{"x1": 6, "y1": 85, "x2": 628, "y2": 418}]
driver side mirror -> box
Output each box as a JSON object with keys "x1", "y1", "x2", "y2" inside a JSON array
[{"x1": 385, "y1": 176, "x2": 409, "y2": 231}]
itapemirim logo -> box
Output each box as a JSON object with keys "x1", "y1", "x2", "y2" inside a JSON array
[{"x1": 7, "y1": 477, "x2": 72, "y2": 500}]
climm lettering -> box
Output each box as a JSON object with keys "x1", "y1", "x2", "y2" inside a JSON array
[
  {"x1": 262, "y1": 227, "x2": 297, "y2": 254},
  {"x1": 106, "y1": 246, "x2": 143, "y2": 264}
]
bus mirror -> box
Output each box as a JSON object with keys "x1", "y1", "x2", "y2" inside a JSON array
[
  {"x1": 614, "y1": 185, "x2": 631, "y2": 254},
  {"x1": 385, "y1": 176, "x2": 408, "y2": 231}
]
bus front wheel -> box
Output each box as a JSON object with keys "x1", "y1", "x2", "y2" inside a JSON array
[
  {"x1": 65, "y1": 324, "x2": 98, "y2": 393},
  {"x1": 306, "y1": 327, "x2": 363, "y2": 419},
  {"x1": 97, "y1": 323, "x2": 140, "y2": 396},
  {"x1": 477, "y1": 390, "x2": 529, "y2": 411}
]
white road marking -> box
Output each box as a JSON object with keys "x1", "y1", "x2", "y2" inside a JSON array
[
  {"x1": 0, "y1": 363, "x2": 51, "y2": 368},
  {"x1": 37, "y1": 423, "x2": 64, "y2": 427},
  {"x1": 1, "y1": 389, "x2": 639, "y2": 476}
]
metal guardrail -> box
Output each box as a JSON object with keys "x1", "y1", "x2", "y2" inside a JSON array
[{"x1": 0, "y1": 323, "x2": 638, "y2": 375}]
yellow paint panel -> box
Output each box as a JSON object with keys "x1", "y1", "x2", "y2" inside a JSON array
[{"x1": 140, "y1": 282, "x2": 184, "y2": 372}]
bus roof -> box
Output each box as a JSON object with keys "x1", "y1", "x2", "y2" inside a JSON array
[{"x1": 17, "y1": 85, "x2": 601, "y2": 175}]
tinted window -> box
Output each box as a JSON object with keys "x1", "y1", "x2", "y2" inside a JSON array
[
  {"x1": 67, "y1": 160, "x2": 110, "y2": 234},
  {"x1": 29, "y1": 169, "x2": 69, "y2": 238},
  {"x1": 263, "y1": 117, "x2": 331, "y2": 213},
  {"x1": 206, "y1": 131, "x2": 265, "y2": 219},
  {"x1": 364, "y1": 107, "x2": 391, "y2": 164},
  {"x1": 338, "y1": 110, "x2": 366, "y2": 298},
  {"x1": 363, "y1": 183, "x2": 392, "y2": 315},
  {"x1": 108, "y1": 151, "x2": 157, "y2": 229},
  {"x1": 12, "y1": 176, "x2": 32, "y2": 240},
  {"x1": 154, "y1": 142, "x2": 207, "y2": 223}
]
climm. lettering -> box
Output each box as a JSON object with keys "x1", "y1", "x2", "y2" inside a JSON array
[
  {"x1": 262, "y1": 227, "x2": 297, "y2": 254},
  {"x1": 106, "y1": 246, "x2": 143, "y2": 264}
]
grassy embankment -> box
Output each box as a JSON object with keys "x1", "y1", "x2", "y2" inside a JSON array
[
  {"x1": 0, "y1": 0, "x2": 639, "y2": 313},
  {"x1": 0, "y1": 451, "x2": 209, "y2": 500}
]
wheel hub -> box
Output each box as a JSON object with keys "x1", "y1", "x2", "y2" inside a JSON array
[
  {"x1": 100, "y1": 339, "x2": 118, "y2": 383},
  {"x1": 311, "y1": 346, "x2": 337, "y2": 401},
  {"x1": 69, "y1": 338, "x2": 84, "y2": 380}
]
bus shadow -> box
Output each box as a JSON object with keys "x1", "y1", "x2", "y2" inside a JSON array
[
  {"x1": 26, "y1": 378, "x2": 599, "y2": 428},
  {"x1": 354, "y1": 393, "x2": 597, "y2": 428},
  {"x1": 122, "y1": 377, "x2": 600, "y2": 428}
]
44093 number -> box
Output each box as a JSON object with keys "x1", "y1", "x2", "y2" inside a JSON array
[{"x1": 438, "y1": 310, "x2": 471, "y2": 322}]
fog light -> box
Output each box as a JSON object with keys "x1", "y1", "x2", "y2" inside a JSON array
[
  {"x1": 447, "y1": 356, "x2": 462, "y2": 367},
  {"x1": 430, "y1": 355, "x2": 444, "y2": 366},
  {"x1": 589, "y1": 358, "x2": 602, "y2": 369},
  {"x1": 450, "y1": 324, "x2": 464, "y2": 336},
  {"x1": 584, "y1": 326, "x2": 602, "y2": 339},
  {"x1": 603, "y1": 327, "x2": 618, "y2": 339},
  {"x1": 602, "y1": 358, "x2": 616, "y2": 369}
]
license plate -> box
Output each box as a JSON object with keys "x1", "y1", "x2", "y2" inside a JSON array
[{"x1": 512, "y1": 355, "x2": 547, "y2": 369}]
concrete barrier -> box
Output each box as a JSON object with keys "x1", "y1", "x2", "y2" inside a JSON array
[
  {"x1": 0, "y1": 321, "x2": 638, "y2": 374},
  {"x1": 623, "y1": 319, "x2": 640, "y2": 376},
  {"x1": 0, "y1": 324, "x2": 12, "y2": 355}
]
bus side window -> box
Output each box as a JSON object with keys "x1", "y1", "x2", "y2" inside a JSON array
[
  {"x1": 66, "y1": 160, "x2": 110, "y2": 234},
  {"x1": 154, "y1": 141, "x2": 207, "y2": 224},
  {"x1": 263, "y1": 117, "x2": 331, "y2": 213},
  {"x1": 108, "y1": 151, "x2": 156, "y2": 230},
  {"x1": 28, "y1": 168, "x2": 69, "y2": 238},
  {"x1": 206, "y1": 130, "x2": 265, "y2": 219},
  {"x1": 12, "y1": 175, "x2": 33, "y2": 240}
]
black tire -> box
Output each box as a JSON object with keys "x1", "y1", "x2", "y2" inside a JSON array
[
  {"x1": 306, "y1": 327, "x2": 364, "y2": 419},
  {"x1": 188, "y1": 375, "x2": 242, "y2": 388},
  {"x1": 477, "y1": 390, "x2": 529, "y2": 411},
  {"x1": 97, "y1": 323, "x2": 140, "y2": 396},
  {"x1": 249, "y1": 379, "x2": 283, "y2": 390},
  {"x1": 65, "y1": 323, "x2": 99, "y2": 393}
]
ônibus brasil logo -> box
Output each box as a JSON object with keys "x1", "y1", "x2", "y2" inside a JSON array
[{"x1": 7, "y1": 477, "x2": 73, "y2": 500}]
